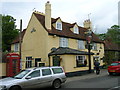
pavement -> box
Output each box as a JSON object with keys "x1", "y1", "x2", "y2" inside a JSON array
[{"x1": 66, "y1": 69, "x2": 108, "y2": 82}]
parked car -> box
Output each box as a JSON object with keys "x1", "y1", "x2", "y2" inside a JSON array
[
  {"x1": 108, "y1": 61, "x2": 120, "y2": 75},
  {"x1": 0, "y1": 66, "x2": 66, "y2": 90}
]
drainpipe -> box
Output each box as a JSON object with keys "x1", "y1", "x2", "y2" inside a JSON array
[
  {"x1": 19, "y1": 19, "x2": 22, "y2": 70},
  {"x1": 48, "y1": 56, "x2": 50, "y2": 67}
]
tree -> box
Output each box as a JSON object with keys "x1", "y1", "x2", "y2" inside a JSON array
[
  {"x1": 106, "y1": 25, "x2": 120, "y2": 45},
  {"x1": 96, "y1": 33, "x2": 106, "y2": 41},
  {"x1": 96, "y1": 25, "x2": 120, "y2": 64},
  {"x1": 2, "y1": 15, "x2": 19, "y2": 52}
]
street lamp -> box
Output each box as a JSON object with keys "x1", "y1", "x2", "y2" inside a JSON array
[{"x1": 85, "y1": 29, "x2": 93, "y2": 73}]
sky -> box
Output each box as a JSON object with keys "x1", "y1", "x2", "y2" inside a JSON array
[{"x1": 1, "y1": 0, "x2": 120, "y2": 34}]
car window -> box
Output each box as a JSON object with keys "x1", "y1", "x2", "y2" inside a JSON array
[
  {"x1": 52, "y1": 68, "x2": 63, "y2": 74},
  {"x1": 28, "y1": 70, "x2": 40, "y2": 78},
  {"x1": 42, "y1": 69, "x2": 52, "y2": 76},
  {"x1": 111, "y1": 63, "x2": 120, "y2": 66}
]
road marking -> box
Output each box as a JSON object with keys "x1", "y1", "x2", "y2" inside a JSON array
[{"x1": 108, "y1": 86, "x2": 120, "y2": 90}]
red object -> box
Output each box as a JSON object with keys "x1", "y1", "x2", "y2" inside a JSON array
[
  {"x1": 6, "y1": 53, "x2": 20, "y2": 77},
  {"x1": 108, "y1": 61, "x2": 120, "y2": 74}
]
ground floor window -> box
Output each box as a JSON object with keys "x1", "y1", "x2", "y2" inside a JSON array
[
  {"x1": 26, "y1": 57, "x2": 32, "y2": 68},
  {"x1": 76, "y1": 56, "x2": 87, "y2": 67}
]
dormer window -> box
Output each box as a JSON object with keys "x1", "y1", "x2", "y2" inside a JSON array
[
  {"x1": 56, "y1": 22, "x2": 62, "y2": 30},
  {"x1": 74, "y1": 27, "x2": 79, "y2": 34}
]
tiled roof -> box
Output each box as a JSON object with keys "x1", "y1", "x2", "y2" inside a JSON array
[
  {"x1": 34, "y1": 12, "x2": 103, "y2": 43},
  {"x1": 48, "y1": 47, "x2": 94, "y2": 56},
  {"x1": 12, "y1": 29, "x2": 26, "y2": 44},
  {"x1": 104, "y1": 40, "x2": 120, "y2": 51},
  {"x1": 12, "y1": 12, "x2": 103, "y2": 44}
]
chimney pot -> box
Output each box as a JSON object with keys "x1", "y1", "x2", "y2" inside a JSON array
[{"x1": 47, "y1": 1, "x2": 50, "y2": 3}]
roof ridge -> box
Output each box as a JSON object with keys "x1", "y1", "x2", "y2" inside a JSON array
[{"x1": 33, "y1": 11, "x2": 45, "y2": 16}]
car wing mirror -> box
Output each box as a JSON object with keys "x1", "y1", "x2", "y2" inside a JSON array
[{"x1": 25, "y1": 76, "x2": 31, "y2": 79}]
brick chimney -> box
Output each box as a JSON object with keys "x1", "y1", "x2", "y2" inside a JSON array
[
  {"x1": 83, "y1": 19, "x2": 92, "y2": 30},
  {"x1": 45, "y1": 1, "x2": 51, "y2": 30}
]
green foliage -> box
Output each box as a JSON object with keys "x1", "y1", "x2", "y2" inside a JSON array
[
  {"x1": 106, "y1": 25, "x2": 120, "y2": 45},
  {"x1": 96, "y1": 25, "x2": 120, "y2": 64},
  {"x1": 2, "y1": 15, "x2": 19, "y2": 52},
  {"x1": 96, "y1": 25, "x2": 120, "y2": 46},
  {"x1": 96, "y1": 33, "x2": 106, "y2": 41}
]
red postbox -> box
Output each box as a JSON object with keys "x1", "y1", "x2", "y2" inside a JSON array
[{"x1": 6, "y1": 53, "x2": 20, "y2": 77}]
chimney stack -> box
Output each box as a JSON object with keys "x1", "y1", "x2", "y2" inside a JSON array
[
  {"x1": 83, "y1": 19, "x2": 92, "y2": 30},
  {"x1": 45, "y1": 1, "x2": 51, "y2": 30}
]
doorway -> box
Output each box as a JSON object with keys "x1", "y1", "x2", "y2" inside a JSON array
[{"x1": 53, "y1": 56, "x2": 60, "y2": 66}]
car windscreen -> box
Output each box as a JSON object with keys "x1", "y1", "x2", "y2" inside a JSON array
[
  {"x1": 110, "y1": 63, "x2": 120, "y2": 66},
  {"x1": 13, "y1": 70, "x2": 30, "y2": 79}
]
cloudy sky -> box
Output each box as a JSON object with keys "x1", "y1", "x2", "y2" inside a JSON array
[{"x1": 1, "y1": 0, "x2": 120, "y2": 34}]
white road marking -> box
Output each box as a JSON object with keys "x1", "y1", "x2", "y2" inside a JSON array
[{"x1": 108, "y1": 86, "x2": 120, "y2": 90}]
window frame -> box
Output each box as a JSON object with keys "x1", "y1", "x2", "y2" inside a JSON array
[
  {"x1": 14, "y1": 43, "x2": 19, "y2": 52},
  {"x1": 74, "y1": 27, "x2": 79, "y2": 34},
  {"x1": 92, "y1": 43, "x2": 97, "y2": 50},
  {"x1": 76, "y1": 56, "x2": 87, "y2": 67},
  {"x1": 59, "y1": 37, "x2": 68, "y2": 47},
  {"x1": 26, "y1": 57, "x2": 32, "y2": 68},
  {"x1": 56, "y1": 22, "x2": 62, "y2": 30},
  {"x1": 78, "y1": 40, "x2": 85, "y2": 50}
]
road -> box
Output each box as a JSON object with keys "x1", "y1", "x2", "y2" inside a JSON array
[{"x1": 60, "y1": 74, "x2": 120, "y2": 89}]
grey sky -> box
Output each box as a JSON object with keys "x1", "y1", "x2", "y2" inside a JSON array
[{"x1": 1, "y1": 0, "x2": 120, "y2": 34}]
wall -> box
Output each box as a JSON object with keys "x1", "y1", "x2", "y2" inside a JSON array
[
  {"x1": 0, "y1": 63, "x2": 6, "y2": 77},
  {"x1": 49, "y1": 54, "x2": 94, "y2": 73},
  {"x1": 48, "y1": 35, "x2": 104, "y2": 68},
  {"x1": 48, "y1": 35, "x2": 59, "y2": 53},
  {"x1": 92, "y1": 43, "x2": 104, "y2": 65},
  {"x1": 21, "y1": 13, "x2": 49, "y2": 69},
  {"x1": 16, "y1": 13, "x2": 104, "y2": 70}
]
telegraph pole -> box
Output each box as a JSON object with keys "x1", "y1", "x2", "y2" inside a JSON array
[{"x1": 19, "y1": 19, "x2": 22, "y2": 70}]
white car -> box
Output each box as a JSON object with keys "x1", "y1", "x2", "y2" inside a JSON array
[{"x1": 0, "y1": 66, "x2": 66, "y2": 90}]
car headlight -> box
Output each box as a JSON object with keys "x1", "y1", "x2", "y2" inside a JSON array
[{"x1": 0, "y1": 85, "x2": 7, "y2": 89}]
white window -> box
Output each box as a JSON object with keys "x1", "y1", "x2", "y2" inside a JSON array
[
  {"x1": 26, "y1": 57, "x2": 32, "y2": 68},
  {"x1": 14, "y1": 43, "x2": 19, "y2": 52},
  {"x1": 74, "y1": 27, "x2": 79, "y2": 34},
  {"x1": 78, "y1": 40, "x2": 85, "y2": 49},
  {"x1": 92, "y1": 43, "x2": 97, "y2": 50},
  {"x1": 56, "y1": 22, "x2": 62, "y2": 30},
  {"x1": 76, "y1": 56, "x2": 87, "y2": 67},
  {"x1": 60, "y1": 37, "x2": 68, "y2": 47}
]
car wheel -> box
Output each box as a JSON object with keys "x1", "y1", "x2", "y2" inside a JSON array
[
  {"x1": 52, "y1": 79, "x2": 61, "y2": 89},
  {"x1": 10, "y1": 86, "x2": 21, "y2": 90}
]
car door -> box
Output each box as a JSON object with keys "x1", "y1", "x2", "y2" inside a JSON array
[
  {"x1": 22, "y1": 70, "x2": 41, "y2": 88},
  {"x1": 40, "y1": 68, "x2": 53, "y2": 87}
]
